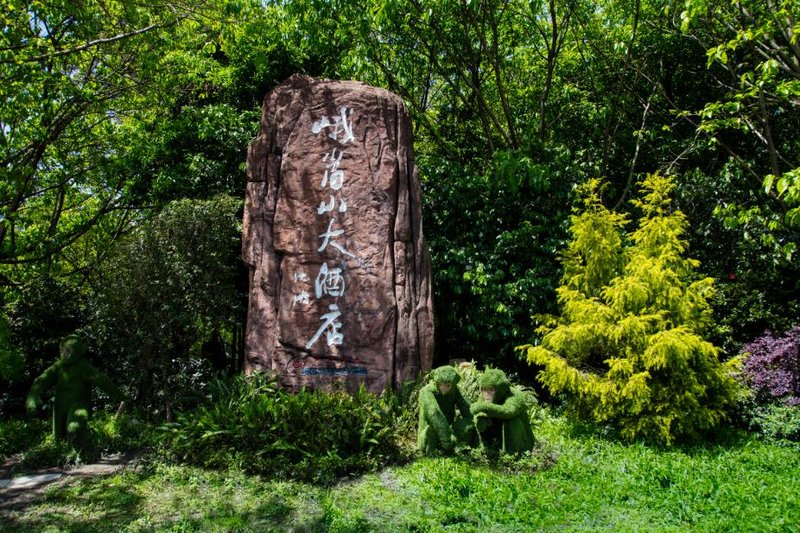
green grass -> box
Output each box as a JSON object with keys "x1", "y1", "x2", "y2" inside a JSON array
[{"x1": 2, "y1": 414, "x2": 799, "y2": 532}]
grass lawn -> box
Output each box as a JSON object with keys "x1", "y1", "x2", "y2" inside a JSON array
[{"x1": 2, "y1": 415, "x2": 799, "y2": 532}]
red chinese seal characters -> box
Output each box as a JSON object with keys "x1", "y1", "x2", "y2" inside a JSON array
[{"x1": 242, "y1": 75, "x2": 434, "y2": 392}]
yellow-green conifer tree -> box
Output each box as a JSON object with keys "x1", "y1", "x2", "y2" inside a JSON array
[{"x1": 522, "y1": 174, "x2": 739, "y2": 444}]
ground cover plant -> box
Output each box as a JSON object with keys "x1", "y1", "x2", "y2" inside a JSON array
[
  {"x1": 0, "y1": 410, "x2": 155, "y2": 472},
  {"x1": 2, "y1": 411, "x2": 799, "y2": 532}
]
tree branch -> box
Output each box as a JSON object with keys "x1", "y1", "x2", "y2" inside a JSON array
[
  {"x1": 2, "y1": 21, "x2": 173, "y2": 65},
  {"x1": 614, "y1": 88, "x2": 654, "y2": 210}
]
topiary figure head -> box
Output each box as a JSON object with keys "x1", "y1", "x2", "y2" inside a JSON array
[
  {"x1": 479, "y1": 368, "x2": 510, "y2": 403},
  {"x1": 59, "y1": 334, "x2": 87, "y2": 364},
  {"x1": 429, "y1": 365, "x2": 460, "y2": 395}
]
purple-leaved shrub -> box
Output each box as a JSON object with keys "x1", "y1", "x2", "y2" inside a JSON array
[{"x1": 741, "y1": 326, "x2": 800, "y2": 406}]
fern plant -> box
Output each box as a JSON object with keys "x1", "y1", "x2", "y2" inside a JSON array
[
  {"x1": 158, "y1": 374, "x2": 411, "y2": 483},
  {"x1": 522, "y1": 174, "x2": 739, "y2": 444}
]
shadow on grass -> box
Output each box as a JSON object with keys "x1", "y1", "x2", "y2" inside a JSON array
[
  {"x1": 1, "y1": 473, "x2": 145, "y2": 533},
  {"x1": 0, "y1": 468, "x2": 300, "y2": 533},
  {"x1": 140, "y1": 496, "x2": 296, "y2": 532}
]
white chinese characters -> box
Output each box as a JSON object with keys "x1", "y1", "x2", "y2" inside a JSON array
[{"x1": 300, "y1": 105, "x2": 358, "y2": 350}]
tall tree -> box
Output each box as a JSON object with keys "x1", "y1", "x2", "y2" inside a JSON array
[
  {"x1": 672, "y1": 0, "x2": 800, "y2": 343},
  {"x1": 1, "y1": 2, "x2": 188, "y2": 277}
]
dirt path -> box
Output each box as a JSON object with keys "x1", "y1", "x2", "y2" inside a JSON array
[{"x1": 0, "y1": 451, "x2": 140, "y2": 513}]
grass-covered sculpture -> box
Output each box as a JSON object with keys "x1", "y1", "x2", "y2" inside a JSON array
[
  {"x1": 417, "y1": 365, "x2": 475, "y2": 455},
  {"x1": 26, "y1": 334, "x2": 121, "y2": 450},
  {"x1": 470, "y1": 368, "x2": 534, "y2": 454}
]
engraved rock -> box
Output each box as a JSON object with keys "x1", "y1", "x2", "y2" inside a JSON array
[{"x1": 242, "y1": 74, "x2": 434, "y2": 392}]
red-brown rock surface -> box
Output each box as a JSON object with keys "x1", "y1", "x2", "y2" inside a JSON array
[{"x1": 242, "y1": 75, "x2": 434, "y2": 392}]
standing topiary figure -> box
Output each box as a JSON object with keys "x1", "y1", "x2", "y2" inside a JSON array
[
  {"x1": 27, "y1": 334, "x2": 121, "y2": 450},
  {"x1": 417, "y1": 365, "x2": 475, "y2": 455},
  {"x1": 522, "y1": 174, "x2": 739, "y2": 445},
  {"x1": 470, "y1": 368, "x2": 534, "y2": 454}
]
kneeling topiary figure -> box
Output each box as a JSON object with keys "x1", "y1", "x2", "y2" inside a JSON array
[
  {"x1": 417, "y1": 365, "x2": 475, "y2": 455},
  {"x1": 470, "y1": 368, "x2": 534, "y2": 454},
  {"x1": 27, "y1": 334, "x2": 121, "y2": 450}
]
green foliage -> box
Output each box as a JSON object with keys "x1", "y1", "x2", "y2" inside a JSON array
[
  {"x1": 158, "y1": 374, "x2": 411, "y2": 484},
  {"x1": 454, "y1": 363, "x2": 483, "y2": 403},
  {"x1": 674, "y1": 168, "x2": 800, "y2": 353},
  {"x1": 683, "y1": 0, "x2": 800, "y2": 228},
  {"x1": 559, "y1": 179, "x2": 627, "y2": 299},
  {"x1": 19, "y1": 433, "x2": 81, "y2": 470},
  {"x1": 90, "y1": 195, "x2": 243, "y2": 415},
  {"x1": 674, "y1": 0, "x2": 800, "y2": 350},
  {"x1": 733, "y1": 392, "x2": 800, "y2": 444},
  {"x1": 122, "y1": 104, "x2": 258, "y2": 205},
  {"x1": 523, "y1": 174, "x2": 739, "y2": 444},
  {"x1": 4, "y1": 276, "x2": 85, "y2": 362},
  {"x1": 0, "y1": 410, "x2": 150, "y2": 470},
  {"x1": 0, "y1": 310, "x2": 23, "y2": 382},
  {"x1": 4, "y1": 421, "x2": 86, "y2": 470},
  {"x1": 90, "y1": 410, "x2": 156, "y2": 454},
  {"x1": 748, "y1": 404, "x2": 800, "y2": 442},
  {"x1": 424, "y1": 151, "x2": 573, "y2": 367},
  {"x1": 0, "y1": 418, "x2": 47, "y2": 461},
  {"x1": 0, "y1": 1, "x2": 207, "y2": 276}
]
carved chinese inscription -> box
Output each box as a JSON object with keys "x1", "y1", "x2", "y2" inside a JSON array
[{"x1": 242, "y1": 75, "x2": 434, "y2": 392}]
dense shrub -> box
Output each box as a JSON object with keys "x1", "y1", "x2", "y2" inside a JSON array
[
  {"x1": 19, "y1": 434, "x2": 80, "y2": 470},
  {"x1": 741, "y1": 326, "x2": 800, "y2": 406},
  {"x1": 523, "y1": 174, "x2": 739, "y2": 445},
  {"x1": 1, "y1": 410, "x2": 153, "y2": 469},
  {"x1": 423, "y1": 150, "x2": 574, "y2": 370},
  {"x1": 747, "y1": 404, "x2": 800, "y2": 442},
  {"x1": 157, "y1": 374, "x2": 413, "y2": 484},
  {"x1": 0, "y1": 418, "x2": 47, "y2": 461},
  {"x1": 90, "y1": 410, "x2": 157, "y2": 454},
  {"x1": 732, "y1": 327, "x2": 800, "y2": 442},
  {"x1": 0, "y1": 419, "x2": 85, "y2": 469},
  {"x1": 90, "y1": 195, "x2": 245, "y2": 417},
  {"x1": 31, "y1": 411, "x2": 153, "y2": 466}
]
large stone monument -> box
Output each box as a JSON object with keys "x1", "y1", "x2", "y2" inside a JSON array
[{"x1": 242, "y1": 75, "x2": 434, "y2": 392}]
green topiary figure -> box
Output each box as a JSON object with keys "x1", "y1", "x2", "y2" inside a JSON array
[
  {"x1": 26, "y1": 334, "x2": 122, "y2": 450},
  {"x1": 470, "y1": 368, "x2": 534, "y2": 454},
  {"x1": 417, "y1": 365, "x2": 475, "y2": 455}
]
